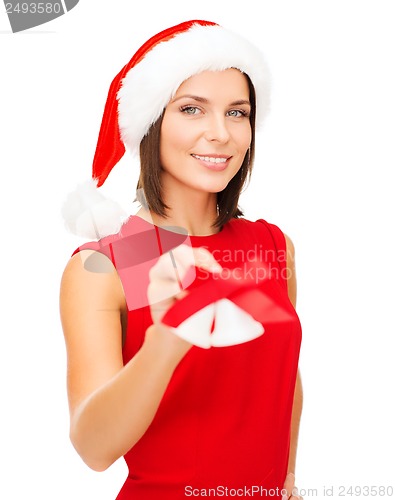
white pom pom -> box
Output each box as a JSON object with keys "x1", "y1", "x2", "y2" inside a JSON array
[{"x1": 61, "y1": 179, "x2": 128, "y2": 239}]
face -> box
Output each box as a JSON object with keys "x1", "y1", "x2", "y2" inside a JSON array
[{"x1": 159, "y1": 69, "x2": 252, "y2": 195}]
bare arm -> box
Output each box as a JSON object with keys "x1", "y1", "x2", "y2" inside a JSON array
[
  {"x1": 59, "y1": 247, "x2": 221, "y2": 472},
  {"x1": 284, "y1": 234, "x2": 303, "y2": 487}
]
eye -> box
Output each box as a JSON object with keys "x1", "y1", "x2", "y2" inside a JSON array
[
  {"x1": 180, "y1": 106, "x2": 201, "y2": 115},
  {"x1": 227, "y1": 109, "x2": 249, "y2": 118}
]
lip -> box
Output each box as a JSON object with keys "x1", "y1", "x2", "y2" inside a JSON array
[{"x1": 191, "y1": 153, "x2": 232, "y2": 171}]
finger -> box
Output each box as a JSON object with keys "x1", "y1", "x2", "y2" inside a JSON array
[
  {"x1": 149, "y1": 245, "x2": 194, "y2": 285},
  {"x1": 149, "y1": 250, "x2": 184, "y2": 282},
  {"x1": 289, "y1": 486, "x2": 302, "y2": 500},
  {"x1": 173, "y1": 246, "x2": 223, "y2": 295},
  {"x1": 169, "y1": 244, "x2": 222, "y2": 276},
  {"x1": 148, "y1": 244, "x2": 223, "y2": 306},
  {"x1": 149, "y1": 288, "x2": 190, "y2": 308},
  {"x1": 291, "y1": 485, "x2": 300, "y2": 499},
  {"x1": 192, "y1": 246, "x2": 223, "y2": 273},
  {"x1": 282, "y1": 472, "x2": 295, "y2": 499},
  {"x1": 149, "y1": 245, "x2": 222, "y2": 286},
  {"x1": 147, "y1": 278, "x2": 182, "y2": 305},
  {"x1": 175, "y1": 246, "x2": 222, "y2": 292}
]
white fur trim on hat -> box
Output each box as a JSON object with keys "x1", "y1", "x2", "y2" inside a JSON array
[{"x1": 117, "y1": 23, "x2": 271, "y2": 155}]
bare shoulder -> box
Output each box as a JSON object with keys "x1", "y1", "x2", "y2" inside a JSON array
[
  {"x1": 61, "y1": 248, "x2": 125, "y2": 300},
  {"x1": 62, "y1": 248, "x2": 118, "y2": 281},
  {"x1": 60, "y1": 250, "x2": 127, "y2": 325},
  {"x1": 284, "y1": 233, "x2": 295, "y2": 259},
  {"x1": 60, "y1": 250, "x2": 126, "y2": 414}
]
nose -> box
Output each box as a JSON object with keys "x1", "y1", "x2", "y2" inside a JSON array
[{"x1": 204, "y1": 113, "x2": 230, "y2": 144}]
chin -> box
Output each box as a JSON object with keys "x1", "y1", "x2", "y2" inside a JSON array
[
  {"x1": 197, "y1": 180, "x2": 231, "y2": 193},
  {"x1": 200, "y1": 173, "x2": 236, "y2": 188}
]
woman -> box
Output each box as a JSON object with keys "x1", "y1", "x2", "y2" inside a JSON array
[{"x1": 60, "y1": 20, "x2": 303, "y2": 500}]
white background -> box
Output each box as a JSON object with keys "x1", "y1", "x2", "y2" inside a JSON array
[{"x1": 1, "y1": 1, "x2": 394, "y2": 499}]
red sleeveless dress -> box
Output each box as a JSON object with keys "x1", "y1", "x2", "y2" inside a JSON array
[{"x1": 72, "y1": 215, "x2": 302, "y2": 499}]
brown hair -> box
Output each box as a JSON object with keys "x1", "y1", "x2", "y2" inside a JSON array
[{"x1": 135, "y1": 73, "x2": 256, "y2": 230}]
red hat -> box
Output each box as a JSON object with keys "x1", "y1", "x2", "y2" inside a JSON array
[{"x1": 62, "y1": 20, "x2": 271, "y2": 239}]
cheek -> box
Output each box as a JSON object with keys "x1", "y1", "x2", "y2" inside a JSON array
[
  {"x1": 237, "y1": 124, "x2": 252, "y2": 154},
  {"x1": 160, "y1": 119, "x2": 195, "y2": 160}
]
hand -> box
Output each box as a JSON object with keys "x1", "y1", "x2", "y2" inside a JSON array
[
  {"x1": 147, "y1": 244, "x2": 222, "y2": 325},
  {"x1": 282, "y1": 472, "x2": 303, "y2": 500}
]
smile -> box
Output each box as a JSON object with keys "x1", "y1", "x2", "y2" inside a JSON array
[{"x1": 191, "y1": 154, "x2": 230, "y2": 164}]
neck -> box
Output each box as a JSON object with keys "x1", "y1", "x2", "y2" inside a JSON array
[{"x1": 137, "y1": 175, "x2": 220, "y2": 236}]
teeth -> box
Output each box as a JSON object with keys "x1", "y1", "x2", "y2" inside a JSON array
[{"x1": 193, "y1": 154, "x2": 228, "y2": 164}]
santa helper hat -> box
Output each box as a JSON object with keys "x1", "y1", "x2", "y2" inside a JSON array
[{"x1": 62, "y1": 20, "x2": 271, "y2": 240}]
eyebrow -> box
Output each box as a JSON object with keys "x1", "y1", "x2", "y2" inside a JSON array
[{"x1": 171, "y1": 94, "x2": 251, "y2": 107}]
